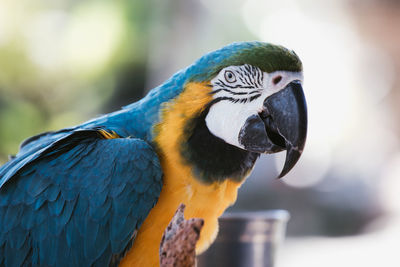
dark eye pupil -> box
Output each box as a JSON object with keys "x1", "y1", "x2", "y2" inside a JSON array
[{"x1": 225, "y1": 71, "x2": 235, "y2": 82}]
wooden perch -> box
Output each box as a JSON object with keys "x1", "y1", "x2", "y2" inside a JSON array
[{"x1": 160, "y1": 204, "x2": 204, "y2": 267}]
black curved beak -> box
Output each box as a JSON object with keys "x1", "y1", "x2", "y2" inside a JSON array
[{"x1": 238, "y1": 81, "x2": 307, "y2": 178}]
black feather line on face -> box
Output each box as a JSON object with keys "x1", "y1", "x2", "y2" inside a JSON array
[
  {"x1": 249, "y1": 94, "x2": 262, "y2": 102},
  {"x1": 212, "y1": 65, "x2": 264, "y2": 100},
  {"x1": 215, "y1": 80, "x2": 254, "y2": 89},
  {"x1": 209, "y1": 91, "x2": 262, "y2": 104},
  {"x1": 238, "y1": 75, "x2": 246, "y2": 84},
  {"x1": 180, "y1": 100, "x2": 260, "y2": 184},
  {"x1": 210, "y1": 88, "x2": 260, "y2": 96}
]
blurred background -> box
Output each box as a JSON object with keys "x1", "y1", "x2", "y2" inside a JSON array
[{"x1": 0, "y1": 0, "x2": 399, "y2": 265}]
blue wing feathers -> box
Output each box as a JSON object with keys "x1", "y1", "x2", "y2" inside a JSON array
[
  {"x1": 0, "y1": 129, "x2": 163, "y2": 266},
  {"x1": 47, "y1": 194, "x2": 65, "y2": 216},
  {"x1": 8, "y1": 226, "x2": 27, "y2": 249}
]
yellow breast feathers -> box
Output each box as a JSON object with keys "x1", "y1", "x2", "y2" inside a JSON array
[{"x1": 120, "y1": 82, "x2": 245, "y2": 267}]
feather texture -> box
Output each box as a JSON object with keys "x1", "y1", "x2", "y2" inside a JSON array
[
  {"x1": 0, "y1": 41, "x2": 304, "y2": 266},
  {"x1": 0, "y1": 130, "x2": 162, "y2": 266}
]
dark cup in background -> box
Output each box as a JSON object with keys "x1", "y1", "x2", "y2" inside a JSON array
[{"x1": 197, "y1": 210, "x2": 290, "y2": 267}]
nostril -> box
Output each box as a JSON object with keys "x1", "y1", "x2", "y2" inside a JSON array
[{"x1": 272, "y1": 75, "x2": 282, "y2": 85}]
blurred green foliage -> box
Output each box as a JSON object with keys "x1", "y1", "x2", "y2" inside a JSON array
[{"x1": 0, "y1": 0, "x2": 153, "y2": 164}]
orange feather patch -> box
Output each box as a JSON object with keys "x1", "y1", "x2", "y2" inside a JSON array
[{"x1": 97, "y1": 129, "x2": 120, "y2": 139}]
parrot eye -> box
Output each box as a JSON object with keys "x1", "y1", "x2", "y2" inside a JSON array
[{"x1": 224, "y1": 70, "x2": 236, "y2": 83}]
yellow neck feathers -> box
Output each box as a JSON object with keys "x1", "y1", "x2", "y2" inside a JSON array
[{"x1": 119, "y1": 82, "x2": 244, "y2": 267}]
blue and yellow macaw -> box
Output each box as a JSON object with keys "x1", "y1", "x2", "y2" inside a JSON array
[{"x1": 0, "y1": 42, "x2": 307, "y2": 266}]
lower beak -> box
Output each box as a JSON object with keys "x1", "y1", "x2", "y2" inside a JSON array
[{"x1": 238, "y1": 81, "x2": 307, "y2": 178}]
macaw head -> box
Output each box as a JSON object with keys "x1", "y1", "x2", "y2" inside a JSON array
[{"x1": 155, "y1": 42, "x2": 307, "y2": 181}]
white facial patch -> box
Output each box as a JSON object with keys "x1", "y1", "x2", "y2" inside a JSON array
[{"x1": 205, "y1": 64, "x2": 303, "y2": 149}]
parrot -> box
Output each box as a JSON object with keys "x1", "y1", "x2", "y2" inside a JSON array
[{"x1": 0, "y1": 41, "x2": 307, "y2": 266}]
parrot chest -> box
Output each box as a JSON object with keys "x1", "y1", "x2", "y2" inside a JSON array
[
  {"x1": 119, "y1": 81, "x2": 250, "y2": 266},
  {"x1": 119, "y1": 167, "x2": 243, "y2": 267}
]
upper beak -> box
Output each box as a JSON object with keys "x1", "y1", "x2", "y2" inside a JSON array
[{"x1": 238, "y1": 81, "x2": 307, "y2": 178}]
